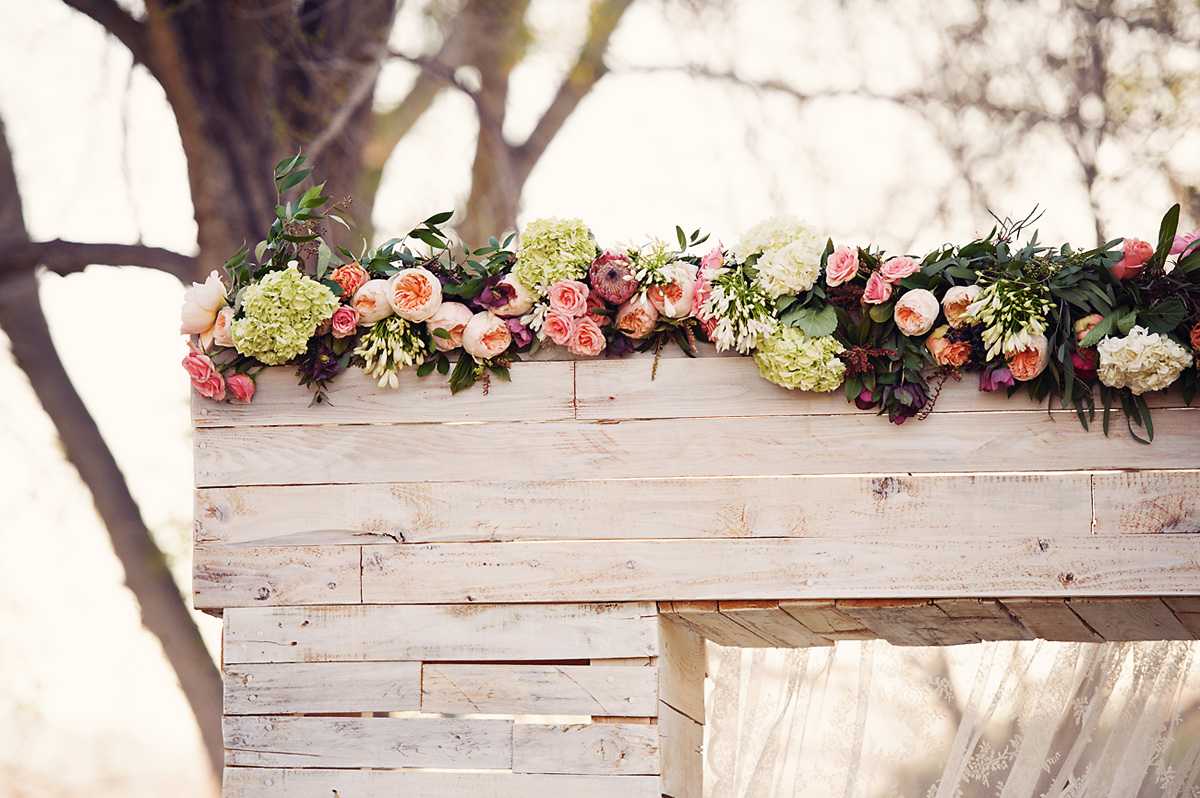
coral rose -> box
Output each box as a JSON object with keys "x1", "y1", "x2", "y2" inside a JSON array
[
  {"x1": 490, "y1": 274, "x2": 535, "y2": 317},
  {"x1": 926, "y1": 325, "x2": 971, "y2": 367},
  {"x1": 1192, "y1": 322, "x2": 1200, "y2": 353},
  {"x1": 879, "y1": 256, "x2": 921, "y2": 283},
  {"x1": 180, "y1": 270, "x2": 227, "y2": 345},
  {"x1": 862, "y1": 272, "x2": 892, "y2": 305},
  {"x1": 330, "y1": 306, "x2": 359, "y2": 339},
  {"x1": 825, "y1": 245, "x2": 859, "y2": 287},
  {"x1": 424, "y1": 301, "x2": 474, "y2": 352},
  {"x1": 226, "y1": 373, "x2": 255, "y2": 403},
  {"x1": 647, "y1": 277, "x2": 696, "y2": 319},
  {"x1": 329, "y1": 263, "x2": 370, "y2": 299},
  {"x1": 387, "y1": 267, "x2": 443, "y2": 322},
  {"x1": 893, "y1": 289, "x2": 940, "y2": 336},
  {"x1": 462, "y1": 311, "x2": 512, "y2": 360},
  {"x1": 543, "y1": 309, "x2": 577, "y2": 347},
  {"x1": 1110, "y1": 238, "x2": 1153, "y2": 280},
  {"x1": 1006, "y1": 334, "x2": 1051, "y2": 381},
  {"x1": 548, "y1": 279, "x2": 590, "y2": 317},
  {"x1": 182, "y1": 343, "x2": 226, "y2": 400},
  {"x1": 942, "y1": 285, "x2": 981, "y2": 328},
  {"x1": 615, "y1": 293, "x2": 659, "y2": 339},
  {"x1": 567, "y1": 317, "x2": 606, "y2": 357},
  {"x1": 211, "y1": 307, "x2": 236, "y2": 348},
  {"x1": 352, "y1": 279, "x2": 394, "y2": 325}
]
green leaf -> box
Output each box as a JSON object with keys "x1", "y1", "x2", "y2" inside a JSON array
[
  {"x1": 1137, "y1": 297, "x2": 1186, "y2": 334},
  {"x1": 437, "y1": 355, "x2": 450, "y2": 375},
  {"x1": 868, "y1": 302, "x2": 894, "y2": 323},
  {"x1": 424, "y1": 210, "x2": 453, "y2": 226},
  {"x1": 1154, "y1": 204, "x2": 1181, "y2": 267},
  {"x1": 319, "y1": 279, "x2": 343, "y2": 297},
  {"x1": 316, "y1": 241, "x2": 332, "y2": 279},
  {"x1": 448, "y1": 355, "x2": 478, "y2": 394},
  {"x1": 431, "y1": 327, "x2": 451, "y2": 339},
  {"x1": 298, "y1": 183, "x2": 327, "y2": 209},
  {"x1": 274, "y1": 152, "x2": 305, "y2": 178},
  {"x1": 412, "y1": 228, "x2": 447, "y2": 249},
  {"x1": 782, "y1": 303, "x2": 839, "y2": 337},
  {"x1": 1078, "y1": 313, "x2": 1116, "y2": 348},
  {"x1": 1178, "y1": 247, "x2": 1200, "y2": 274},
  {"x1": 1116, "y1": 310, "x2": 1139, "y2": 336},
  {"x1": 254, "y1": 240, "x2": 270, "y2": 263},
  {"x1": 490, "y1": 364, "x2": 511, "y2": 382},
  {"x1": 676, "y1": 226, "x2": 688, "y2": 252},
  {"x1": 279, "y1": 167, "x2": 313, "y2": 192},
  {"x1": 416, "y1": 360, "x2": 436, "y2": 378}
]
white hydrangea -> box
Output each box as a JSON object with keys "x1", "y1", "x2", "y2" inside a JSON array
[
  {"x1": 734, "y1": 216, "x2": 810, "y2": 261},
  {"x1": 1097, "y1": 326, "x2": 1193, "y2": 395},
  {"x1": 755, "y1": 234, "x2": 824, "y2": 298}
]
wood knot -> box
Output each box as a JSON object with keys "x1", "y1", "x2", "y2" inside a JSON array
[{"x1": 871, "y1": 476, "x2": 906, "y2": 499}]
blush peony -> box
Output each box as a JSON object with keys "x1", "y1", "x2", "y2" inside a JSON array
[
  {"x1": 941, "y1": 285, "x2": 980, "y2": 328},
  {"x1": 893, "y1": 289, "x2": 940, "y2": 336},
  {"x1": 462, "y1": 311, "x2": 512, "y2": 361},
  {"x1": 352, "y1": 279, "x2": 394, "y2": 325},
  {"x1": 424, "y1": 301, "x2": 474, "y2": 351},
  {"x1": 387, "y1": 267, "x2": 443, "y2": 322}
]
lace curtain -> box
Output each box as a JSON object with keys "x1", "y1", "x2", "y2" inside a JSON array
[{"x1": 706, "y1": 640, "x2": 1200, "y2": 797}]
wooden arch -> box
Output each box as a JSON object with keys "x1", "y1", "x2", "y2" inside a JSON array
[{"x1": 193, "y1": 354, "x2": 1200, "y2": 797}]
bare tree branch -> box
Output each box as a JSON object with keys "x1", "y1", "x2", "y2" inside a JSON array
[
  {"x1": 60, "y1": 0, "x2": 151, "y2": 68},
  {"x1": 307, "y1": 41, "x2": 390, "y2": 163},
  {"x1": 0, "y1": 240, "x2": 197, "y2": 282}
]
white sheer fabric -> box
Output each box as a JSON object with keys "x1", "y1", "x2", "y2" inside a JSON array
[{"x1": 706, "y1": 640, "x2": 1200, "y2": 798}]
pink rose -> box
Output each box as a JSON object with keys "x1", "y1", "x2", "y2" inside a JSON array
[
  {"x1": 330, "y1": 305, "x2": 359, "y2": 339},
  {"x1": 329, "y1": 263, "x2": 370, "y2": 300},
  {"x1": 543, "y1": 309, "x2": 577, "y2": 346},
  {"x1": 211, "y1": 307, "x2": 236, "y2": 349},
  {"x1": 1171, "y1": 231, "x2": 1200, "y2": 257},
  {"x1": 1110, "y1": 238, "x2": 1153, "y2": 280},
  {"x1": 548, "y1": 280, "x2": 590, "y2": 317},
  {"x1": 693, "y1": 275, "x2": 714, "y2": 322},
  {"x1": 491, "y1": 274, "x2": 535, "y2": 317},
  {"x1": 585, "y1": 291, "x2": 610, "y2": 327},
  {"x1": 862, "y1": 272, "x2": 893, "y2": 305},
  {"x1": 647, "y1": 276, "x2": 696, "y2": 319},
  {"x1": 462, "y1": 311, "x2": 512, "y2": 361},
  {"x1": 1073, "y1": 313, "x2": 1104, "y2": 342},
  {"x1": 825, "y1": 245, "x2": 860, "y2": 287},
  {"x1": 180, "y1": 270, "x2": 227, "y2": 345},
  {"x1": 387, "y1": 267, "x2": 443, "y2": 322},
  {"x1": 1006, "y1": 335, "x2": 1051, "y2": 381},
  {"x1": 226, "y1": 373, "x2": 255, "y2": 403},
  {"x1": 182, "y1": 344, "x2": 225, "y2": 400},
  {"x1": 352, "y1": 279, "x2": 394, "y2": 325},
  {"x1": 942, "y1": 285, "x2": 980, "y2": 328},
  {"x1": 615, "y1": 293, "x2": 659, "y2": 339},
  {"x1": 567, "y1": 317, "x2": 606, "y2": 357},
  {"x1": 424, "y1": 301, "x2": 474, "y2": 352},
  {"x1": 926, "y1": 325, "x2": 971, "y2": 367},
  {"x1": 893, "y1": 288, "x2": 940, "y2": 336},
  {"x1": 700, "y1": 244, "x2": 724, "y2": 278},
  {"x1": 879, "y1": 256, "x2": 920, "y2": 283}
]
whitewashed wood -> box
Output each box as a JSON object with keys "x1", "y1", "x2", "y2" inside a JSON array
[
  {"x1": 837, "y1": 600, "x2": 980, "y2": 646},
  {"x1": 1067, "y1": 598, "x2": 1194, "y2": 641},
  {"x1": 223, "y1": 603, "x2": 658, "y2": 664},
  {"x1": 778, "y1": 600, "x2": 876, "y2": 640},
  {"x1": 659, "y1": 702, "x2": 703, "y2": 798},
  {"x1": 221, "y1": 768, "x2": 662, "y2": 798},
  {"x1": 657, "y1": 616, "x2": 705, "y2": 725},
  {"x1": 999, "y1": 598, "x2": 1102, "y2": 642},
  {"x1": 193, "y1": 546, "x2": 359, "y2": 609},
  {"x1": 223, "y1": 716, "x2": 512, "y2": 768},
  {"x1": 512, "y1": 722, "x2": 660, "y2": 775},
  {"x1": 718, "y1": 600, "x2": 833, "y2": 647},
  {"x1": 933, "y1": 599, "x2": 1033, "y2": 641},
  {"x1": 223, "y1": 662, "x2": 420, "y2": 714},
  {"x1": 1092, "y1": 470, "x2": 1200, "y2": 535},
  {"x1": 359, "y1": 536, "x2": 1200, "y2": 604},
  {"x1": 658, "y1": 601, "x2": 776, "y2": 647},
  {"x1": 193, "y1": 362, "x2": 575, "y2": 427},
  {"x1": 195, "y1": 472, "x2": 1092, "y2": 547},
  {"x1": 194, "y1": 409, "x2": 1200, "y2": 487},
  {"x1": 421, "y1": 664, "x2": 659, "y2": 716}
]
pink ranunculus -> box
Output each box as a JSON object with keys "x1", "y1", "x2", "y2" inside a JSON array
[
  {"x1": 491, "y1": 274, "x2": 535, "y2": 317},
  {"x1": 180, "y1": 269, "x2": 227, "y2": 340},
  {"x1": 700, "y1": 244, "x2": 724, "y2": 278},
  {"x1": 1110, "y1": 238, "x2": 1154, "y2": 280},
  {"x1": 182, "y1": 343, "x2": 226, "y2": 400},
  {"x1": 424, "y1": 301, "x2": 474, "y2": 352},
  {"x1": 352, "y1": 279, "x2": 394, "y2": 325},
  {"x1": 647, "y1": 276, "x2": 696, "y2": 319},
  {"x1": 1073, "y1": 313, "x2": 1105, "y2": 342},
  {"x1": 893, "y1": 288, "x2": 940, "y2": 336},
  {"x1": 211, "y1": 307, "x2": 236, "y2": 349},
  {"x1": 387, "y1": 267, "x2": 443, "y2": 322},
  {"x1": 585, "y1": 291, "x2": 610, "y2": 327},
  {"x1": 879, "y1": 256, "x2": 921, "y2": 283},
  {"x1": 1006, "y1": 335, "x2": 1051, "y2": 381},
  {"x1": 614, "y1": 293, "x2": 659, "y2": 339},
  {"x1": 329, "y1": 263, "x2": 370, "y2": 300},
  {"x1": 543, "y1": 309, "x2": 577, "y2": 346},
  {"x1": 567, "y1": 317, "x2": 606, "y2": 357},
  {"x1": 330, "y1": 305, "x2": 360, "y2": 339},
  {"x1": 942, "y1": 285, "x2": 981, "y2": 328},
  {"x1": 548, "y1": 279, "x2": 590, "y2": 317},
  {"x1": 926, "y1": 325, "x2": 971, "y2": 367},
  {"x1": 825, "y1": 245, "x2": 860, "y2": 287},
  {"x1": 862, "y1": 272, "x2": 893, "y2": 305},
  {"x1": 1171, "y1": 231, "x2": 1200, "y2": 256},
  {"x1": 226, "y1": 373, "x2": 255, "y2": 403},
  {"x1": 1072, "y1": 348, "x2": 1098, "y2": 380},
  {"x1": 462, "y1": 311, "x2": 512, "y2": 361}
]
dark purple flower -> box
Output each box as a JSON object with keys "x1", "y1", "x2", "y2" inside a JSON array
[
  {"x1": 296, "y1": 337, "x2": 341, "y2": 383},
  {"x1": 979, "y1": 366, "x2": 1015, "y2": 392},
  {"x1": 604, "y1": 334, "x2": 636, "y2": 358},
  {"x1": 854, "y1": 389, "x2": 878, "y2": 410},
  {"x1": 474, "y1": 274, "x2": 516, "y2": 312},
  {"x1": 506, "y1": 317, "x2": 532, "y2": 348},
  {"x1": 883, "y1": 382, "x2": 927, "y2": 425}
]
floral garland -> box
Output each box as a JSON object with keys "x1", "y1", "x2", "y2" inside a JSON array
[{"x1": 182, "y1": 157, "x2": 1200, "y2": 441}]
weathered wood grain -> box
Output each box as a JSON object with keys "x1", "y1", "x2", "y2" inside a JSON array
[
  {"x1": 222, "y1": 603, "x2": 658, "y2": 664},
  {"x1": 221, "y1": 768, "x2": 663, "y2": 798},
  {"x1": 359, "y1": 536, "x2": 1200, "y2": 604},
  {"x1": 193, "y1": 362, "x2": 575, "y2": 427},
  {"x1": 194, "y1": 409, "x2": 1200, "y2": 488},
  {"x1": 1163, "y1": 597, "x2": 1200, "y2": 637},
  {"x1": 659, "y1": 702, "x2": 703, "y2": 798},
  {"x1": 223, "y1": 716, "x2": 512, "y2": 768},
  {"x1": 717, "y1": 600, "x2": 833, "y2": 647},
  {"x1": 223, "y1": 662, "x2": 420, "y2": 714},
  {"x1": 657, "y1": 616, "x2": 706, "y2": 725},
  {"x1": 1092, "y1": 470, "x2": 1200, "y2": 535},
  {"x1": 778, "y1": 600, "x2": 876, "y2": 641},
  {"x1": 421, "y1": 664, "x2": 659, "y2": 716},
  {"x1": 194, "y1": 472, "x2": 1092, "y2": 547},
  {"x1": 999, "y1": 598, "x2": 1102, "y2": 642},
  {"x1": 836, "y1": 600, "x2": 981, "y2": 646},
  {"x1": 512, "y1": 722, "x2": 660, "y2": 775},
  {"x1": 1066, "y1": 598, "x2": 1194, "y2": 641},
  {"x1": 933, "y1": 599, "x2": 1033, "y2": 641},
  {"x1": 658, "y1": 601, "x2": 778, "y2": 647},
  {"x1": 193, "y1": 546, "x2": 359, "y2": 609}
]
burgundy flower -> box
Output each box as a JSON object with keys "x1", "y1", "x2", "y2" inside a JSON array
[
  {"x1": 979, "y1": 366, "x2": 1015, "y2": 392},
  {"x1": 297, "y1": 337, "x2": 341, "y2": 383},
  {"x1": 506, "y1": 317, "x2": 532, "y2": 348}
]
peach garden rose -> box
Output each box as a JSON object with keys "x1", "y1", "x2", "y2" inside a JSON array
[
  {"x1": 893, "y1": 288, "x2": 940, "y2": 336},
  {"x1": 424, "y1": 301, "x2": 474, "y2": 352},
  {"x1": 615, "y1": 293, "x2": 659, "y2": 339},
  {"x1": 462, "y1": 311, "x2": 512, "y2": 360},
  {"x1": 387, "y1": 267, "x2": 443, "y2": 322},
  {"x1": 1007, "y1": 334, "x2": 1051, "y2": 381},
  {"x1": 180, "y1": 270, "x2": 227, "y2": 347},
  {"x1": 941, "y1": 285, "x2": 980, "y2": 328},
  {"x1": 352, "y1": 279, "x2": 394, "y2": 325}
]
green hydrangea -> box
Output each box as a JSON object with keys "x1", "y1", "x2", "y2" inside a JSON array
[
  {"x1": 232, "y1": 267, "x2": 339, "y2": 365},
  {"x1": 513, "y1": 216, "x2": 597, "y2": 296},
  {"x1": 753, "y1": 327, "x2": 846, "y2": 392}
]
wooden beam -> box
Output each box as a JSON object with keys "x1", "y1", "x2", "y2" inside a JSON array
[
  {"x1": 221, "y1": 768, "x2": 662, "y2": 797},
  {"x1": 657, "y1": 615, "x2": 705, "y2": 724},
  {"x1": 999, "y1": 598, "x2": 1102, "y2": 642},
  {"x1": 836, "y1": 600, "x2": 980, "y2": 646},
  {"x1": 1067, "y1": 598, "x2": 1194, "y2": 641},
  {"x1": 421, "y1": 664, "x2": 658, "y2": 716}
]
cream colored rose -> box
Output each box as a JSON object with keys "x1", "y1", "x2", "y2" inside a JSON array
[
  {"x1": 352, "y1": 279, "x2": 394, "y2": 325},
  {"x1": 211, "y1": 307, "x2": 236, "y2": 348},
  {"x1": 615, "y1": 293, "x2": 659, "y2": 339},
  {"x1": 424, "y1": 301, "x2": 474, "y2": 352},
  {"x1": 462, "y1": 311, "x2": 512, "y2": 360},
  {"x1": 180, "y1": 270, "x2": 227, "y2": 336},
  {"x1": 942, "y1": 285, "x2": 981, "y2": 328},
  {"x1": 893, "y1": 289, "x2": 940, "y2": 336},
  {"x1": 491, "y1": 274, "x2": 535, "y2": 317},
  {"x1": 387, "y1": 267, "x2": 443, "y2": 322}
]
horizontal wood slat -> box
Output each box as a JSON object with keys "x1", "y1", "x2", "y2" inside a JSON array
[
  {"x1": 512, "y1": 722, "x2": 660, "y2": 776},
  {"x1": 221, "y1": 768, "x2": 662, "y2": 798},
  {"x1": 1092, "y1": 470, "x2": 1200, "y2": 535},
  {"x1": 1066, "y1": 597, "x2": 1194, "y2": 641},
  {"x1": 194, "y1": 410, "x2": 1200, "y2": 488},
  {"x1": 193, "y1": 546, "x2": 359, "y2": 609},
  {"x1": 993, "y1": 598, "x2": 1101, "y2": 642},
  {"x1": 223, "y1": 662, "x2": 420, "y2": 715},
  {"x1": 222, "y1": 603, "x2": 659, "y2": 664},
  {"x1": 422, "y1": 664, "x2": 659, "y2": 716}
]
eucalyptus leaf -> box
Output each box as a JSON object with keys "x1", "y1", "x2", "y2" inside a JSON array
[{"x1": 316, "y1": 241, "x2": 332, "y2": 279}]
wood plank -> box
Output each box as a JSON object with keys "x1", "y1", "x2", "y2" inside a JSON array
[
  {"x1": 837, "y1": 599, "x2": 980, "y2": 646},
  {"x1": 221, "y1": 768, "x2": 662, "y2": 798},
  {"x1": 359, "y1": 536, "x2": 1200, "y2": 605},
  {"x1": 933, "y1": 599, "x2": 1033, "y2": 641},
  {"x1": 421, "y1": 664, "x2": 659, "y2": 716},
  {"x1": 193, "y1": 546, "x2": 359, "y2": 609},
  {"x1": 1092, "y1": 470, "x2": 1200, "y2": 535},
  {"x1": 512, "y1": 722, "x2": 659, "y2": 776},
  {"x1": 223, "y1": 662, "x2": 421, "y2": 714},
  {"x1": 1067, "y1": 598, "x2": 1194, "y2": 641},
  {"x1": 659, "y1": 702, "x2": 703, "y2": 798},
  {"x1": 778, "y1": 599, "x2": 876, "y2": 641},
  {"x1": 223, "y1": 603, "x2": 658, "y2": 664},
  {"x1": 1163, "y1": 597, "x2": 1200, "y2": 637},
  {"x1": 193, "y1": 362, "x2": 575, "y2": 427},
  {"x1": 195, "y1": 472, "x2": 1092, "y2": 547},
  {"x1": 999, "y1": 598, "x2": 1102, "y2": 642},
  {"x1": 223, "y1": 716, "x2": 512, "y2": 768},
  {"x1": 658, "y1": 601, "x2": 777, "y2": 647},
  {"x1": 194, "y1": 409, "x2": 1200, "y2": 488},
  {"x1": 657, "y1": 616, "x2": 705, "y2": 724},
  {"x1": 717, "y1": 600, "x2": 832, "y2": 647}
]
